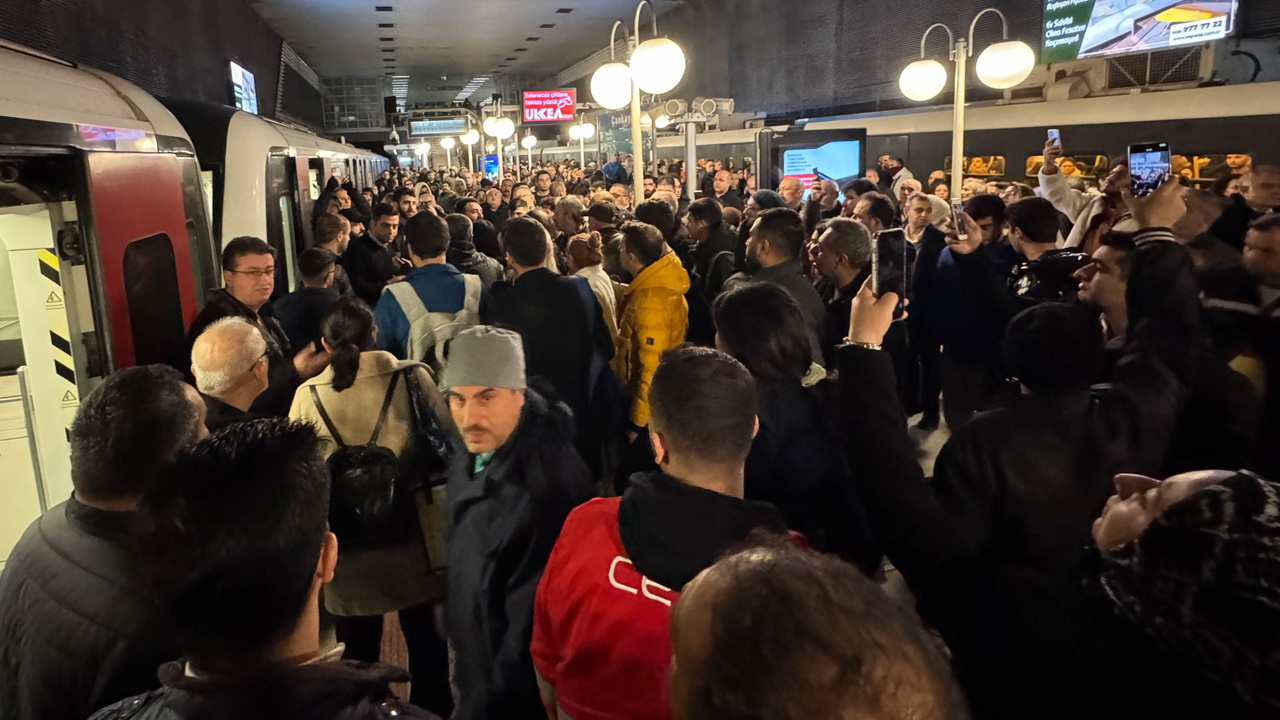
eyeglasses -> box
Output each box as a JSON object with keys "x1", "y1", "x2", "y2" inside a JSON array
[{"x1": 228, "y1": 268, "x2": 275, "y2": 279}]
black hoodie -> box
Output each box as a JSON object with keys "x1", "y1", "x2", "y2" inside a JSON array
[{"x1": 618, "y1": 470, "x2": 787, "y2": 590}]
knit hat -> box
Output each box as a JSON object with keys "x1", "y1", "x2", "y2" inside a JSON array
[
  {"x1": 440, "y1": 326, "x2": 526, "y2": 391},
  {"x1": 1094, "y1": 471, "x2": 1280, "y2": 710}
]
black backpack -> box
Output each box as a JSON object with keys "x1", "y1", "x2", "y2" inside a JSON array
[{"x1": 310, "y1": 371, "x2": 414, "y2": 549}]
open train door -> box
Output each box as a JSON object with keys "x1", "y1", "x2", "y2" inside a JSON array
[
  {"x1": 0, "y1": 200, "x2": 91, "y2": 568},
  {"x1": 85, "y1": 152, "x2": 198, "y2": 371}
]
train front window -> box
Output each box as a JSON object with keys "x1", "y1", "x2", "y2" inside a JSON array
[{"x1": 121, "y1": 233, "x2": 186, "y2": 370}]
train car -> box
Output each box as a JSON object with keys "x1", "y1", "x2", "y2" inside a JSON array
[
  {"x1": 0, "y1": 40, "x2": 216, "y2": 567},
  {"x1": 655, "y1": 81, "x2": 1280, "y2": 191},
  {"x1": 164, "y1": 99, "x2": 389, "y2": 294}
]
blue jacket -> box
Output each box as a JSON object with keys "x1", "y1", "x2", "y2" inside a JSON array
[{"x1": 373, "y1": 263, "x2": 489, "y2": 359}]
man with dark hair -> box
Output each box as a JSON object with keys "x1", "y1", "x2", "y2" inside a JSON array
[
  {"x1": 88, "y1": 419, "x2": 434, "y2": 719},
  {"x1": 587, "y1": 201, "x2": 628, "y2": 281},
  {"x1": 1006, "y1": 197, "x2": 1092, "y2": 303},
  {"x1": 684, "y1": 198, "x2": 738, "y2": 300},
  {"x1": 669, "y1": 538, "x2": 965, "y2": 720},
  {"x1": 374, "y1": 211, "x2": 486, "y2": 364},
  {"x1": 1038, "y1": 136, "x2": 1136, "y2": 254},
  {"x1": 643, "y1": 174, "x2": 656, "y2": 199},
  {"x1": 1, "y1": 366, "x2": 206, "y2": 720},
  {"x1": 813, "y1": 219, "x2": 872, "y2": 366},
  {"x1": 851, "y1": 191, "x2": 897, "y2": 234},
  {"x1": 533, "y1": 347, "x2": 786, "y2": 720},
  {"x1": 314, "y1": 213, "x2": 354, "y2": 296},
  {"x1": 633, "y1": 198, "x2": 677, "y2": 243},
  {"x1": 344, "y1": 202, "x2": 402, "y2": 307},
  {"x1": 457, "y1": 197, "x2": 485, "y2": 224},
  {"x1": 841, "y1": 178, "x2": 878, "y2": 217},
  {"x1": 441, "y1": 327, "x2": 594, "y2": 720},
  {"x1": 726, "y1": 208, "x2": 825, "y2": 364},
  {"x1": 274, "y1": 247, "x2": 341, "y2": 356},
  {"x1": 534, "y1": 170, "x2": 553, "y2": 203},
  {"x1": 615, "y1": 221, "x2": 690, "y2": 438},
  {"x1": 490, "y1": 217, "x2": 614, "y2": 469},
  {"x1": 186, "y1": 237, "x2": 317, "y2": 416},
  {"x1": 657, "y1": 174, "x2": 689, "y2": 216},
  {"x1": 445, "y1": 213, "x2": 503, "y2": 288},
  {"x1": 393, "y1": 185, "x2": 419, "y2": 222}
]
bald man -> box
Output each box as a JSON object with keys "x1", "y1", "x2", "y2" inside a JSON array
[
  {"x1": 778, "y1": 177, "x2": 805, "y2": 212},
  {"x1": 712, "y1": 169, "x2": 744, "y2": 211},
  {"x1": 190, "y1": 316, "x2": 269, "y2": 431}
]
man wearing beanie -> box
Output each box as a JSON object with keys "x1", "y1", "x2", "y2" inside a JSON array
[
  {"x1": 929, "y1": 180, "x2": 1202, "y2": 578},
  {"x1": 440, "y1": 325, "x2": 594, "y2": 720}
]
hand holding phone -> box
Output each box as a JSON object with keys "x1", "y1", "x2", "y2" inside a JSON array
[
  {"x1": 951, "y1": 198, "x2": 967, "y2": 240},
  {"x1": 1047, "y1": 129, "x2": 1061, "y2": 147}
]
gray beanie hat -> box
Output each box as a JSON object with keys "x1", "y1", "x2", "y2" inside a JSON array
[{"x1": 440, "y1": 325, "x2": 527, "y2": 391}]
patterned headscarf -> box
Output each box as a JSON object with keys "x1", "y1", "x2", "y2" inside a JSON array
[{"x1": 1095, "y1": 471, "x2": 1280, "y2": 710}]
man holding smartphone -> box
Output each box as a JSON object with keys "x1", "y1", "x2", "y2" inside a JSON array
[{"x1": 1038, "y1": 132, "x2": 1137, "y2": 254}]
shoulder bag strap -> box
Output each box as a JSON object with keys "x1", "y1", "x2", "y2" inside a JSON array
[
  {"x1": 368, "y1": 370, "x2": 402, "y2": 446},
  {"x1": 309, "y1": 385, "x2": 347, "y2": 447},
  {"x1": 461, "y1": 273, "x2": 483, "y2": 313},
  {"x1": 388, "y1": 280, "x2": 429, "y2": 320}
]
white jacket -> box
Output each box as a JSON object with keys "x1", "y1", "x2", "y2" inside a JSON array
[
  {"x1": 575, "y1": 263, "x2": 620, "y2": 344},
  {"x1": 1036, "y1": 170, "x2": 1136, "y2": 249}
]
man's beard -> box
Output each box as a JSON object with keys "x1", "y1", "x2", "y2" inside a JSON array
[{"x1": 743, "y1": 255, "x2": 763, "y2": 274}]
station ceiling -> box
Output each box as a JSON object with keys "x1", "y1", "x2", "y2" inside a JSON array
[{"x1": 248, "y1": 0, "x2": 681, "y2": 105}]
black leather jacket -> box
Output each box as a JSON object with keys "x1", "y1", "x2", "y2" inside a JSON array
[{"x1": 1009, "y1": 247, "x2": 1091, "y2": 304}]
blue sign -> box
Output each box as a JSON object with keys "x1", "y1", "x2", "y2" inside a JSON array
[{"x1": 484, "y1": 155, "x2": 500, "y2": 181}]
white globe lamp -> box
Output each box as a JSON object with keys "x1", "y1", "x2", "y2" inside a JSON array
[
  {"x1": 493, "y1": 117, "x2": 516, "y2": 140},
  {"x1": 655, "y1": 114, "x2": 671, "y2": 129},
  {"x1": 460, "y1": 129, "x2": 480, "y2": 146},
  {"x1": 976, "y1": 40, "x2": 1036, "y2": 89},
  {"x1": 521, "y1": 134, "x2": 538, "y2": 149},
  {"x1": 568, "y1": 124, "x2": 583, "y2": 141},
  {"x1": 899, "y1": 59, "x2": 948, "y2": 102},
  {"x1": 590, "y1": 61, "x2": 633, "y2": 110},
  {"x1": 630, "y1": 37, "x2": 686, "y2": 94},
  {"x1": 482, "y1": 116, "x2": 498, "y2": 136},
  {"x1": 580, "y1": 122, "x2": 596, "y2": 139},
  {"x1": 440, "y1": 137, "x2": 456, "y2": 150}
]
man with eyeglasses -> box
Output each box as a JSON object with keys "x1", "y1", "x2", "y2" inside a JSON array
[
  {"x1": 190, "y1": 316, "x2": 268, "y2": 431},
  {"x1": 186, "y1": 237, "x2": 327, "y2": 416}
]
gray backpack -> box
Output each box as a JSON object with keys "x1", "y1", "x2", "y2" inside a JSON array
[{"x1": 385, "y1": 274, "x2": 482, "y2": 379}]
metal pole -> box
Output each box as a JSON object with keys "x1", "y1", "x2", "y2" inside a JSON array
[
  {"x1": 684, "y1": 119, "x2": 697, "y2": 202},
  {"x1": 950, "y1": 38, "x2": 967, "y2": 202},
  {"x1": 630, "y1": 85, "x2": 644, "y2": 201},
  {"x1": 579, "y1": 132, "x2": 586, "y2": 169}
]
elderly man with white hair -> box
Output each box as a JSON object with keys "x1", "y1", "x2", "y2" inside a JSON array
[{"x1": 190, "y1": 316, "x2": 269, "y2": 431}]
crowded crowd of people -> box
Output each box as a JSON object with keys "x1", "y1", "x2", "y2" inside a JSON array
[{"x1": 1, "y1": 130, "x2": 1278, "y2": 720}]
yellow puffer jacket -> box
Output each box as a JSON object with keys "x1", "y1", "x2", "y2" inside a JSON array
[{"x1": 613, "y1": 251, "x2": 691, "y2": 427}]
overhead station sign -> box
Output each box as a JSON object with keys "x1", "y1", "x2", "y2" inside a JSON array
[
  {"x1": 1043, "y1": 0, "x2": 1238, "y2": 64},
  {"x1": 523, "y1": 89, "x2": 576, "y2": 123}
]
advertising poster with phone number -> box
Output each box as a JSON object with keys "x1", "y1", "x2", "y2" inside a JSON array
[{"x1": 1043, "y1": 0, "x2": 1237, "y2": 64}]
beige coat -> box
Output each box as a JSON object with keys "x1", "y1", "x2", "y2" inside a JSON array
[
  {"x1": 575, "y1": 263, "x2": 620, "y2": 344},
  {"x1": 289, "y1": 350, "x2": 455, "y2": 616}
]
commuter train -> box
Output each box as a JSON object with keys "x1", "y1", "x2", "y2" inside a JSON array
[
  {"x1": 645, "y1": 82, "x2": 1280, "y2": 191},
  {"x1": 0, "y1": 40, "x2": 386, "y2": 567}
]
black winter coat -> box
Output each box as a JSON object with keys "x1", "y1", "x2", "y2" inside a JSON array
[
  {"x1": 745, "y1": 377, "x2": 881, "y2": 574},
  {"x1": 88, "y1": 660, "x2": 439, "y2": 720},
  {"x1": 931, "y1": 231, "x2": 1197, "y2": 571},
  {"x1": 0, "y1": 498, "x2": 176, "y2": 720},
  {"x1": 342, "y1": 234, "x2": 397, "y2": 308},
  {"x1": 445, "y1": 388, "x2": 594, "y2": 720},
  {"x1": 274, "y1": 286, "x2": 340, "y2": 355},
  {"x1": 185, "y1": 289, "x2": 298, "y2": 417}
]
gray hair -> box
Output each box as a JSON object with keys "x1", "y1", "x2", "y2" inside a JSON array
[
  {"x1": 191, "y1": 317, "x2": 267, "y2": 397},
  {"x1": 820, "y1": 218, "x2": 872, "y2": 269},
  {"x1": 555, "y1": 195, "x2": 586, "y2": 224}
]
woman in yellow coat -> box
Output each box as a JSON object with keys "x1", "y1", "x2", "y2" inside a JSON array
[{"x1": 613, "y1": 221, "x2": 691, "y2": 431}]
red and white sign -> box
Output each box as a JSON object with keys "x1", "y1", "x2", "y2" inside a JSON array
[{"x1": 523, "y1": 89, "x2": 576, "y2": 123}]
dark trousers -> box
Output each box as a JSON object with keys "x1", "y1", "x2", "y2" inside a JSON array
[
  {"x1": 941, "y1": 354, "x2": 999, "y2": 431},
  {"x1": 334, "y1": 601, "x2": 453, "y2": 718},
  {"x1": 904, "y1": 328, "x2": 942, "y2": 421}
]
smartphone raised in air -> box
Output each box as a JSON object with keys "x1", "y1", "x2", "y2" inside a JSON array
[
  {"x1": 1047, "y1": 128, "x2": 1061, "y2": 147},
  {"x1": 871, "y1": 229, "x2": 908, "y2": 321},
  {"x1": 951, "y1": 198, "x2": 967, "y2": 240},
  {"x1": 1128, "y1": 142, "x2": 1171, "y2": 198}
]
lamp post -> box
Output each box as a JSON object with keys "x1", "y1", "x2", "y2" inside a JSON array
[
  {"x1": 899, "y1": 8, "x2": 1035, "y2": 197},
  {"x1": 485, "y1": 115, "x2": 516, "y2": 181},
  {"x1": 568, "y1": 120, "x2": 596, "y2": 170},
  {"x1": 590, "y1": 0, "x2": 686, "y2": 202},
  {"x1": 414, "y1": 141, "x2": 432, "y2": 170},
  {"x1": 521, "y1": 134, "x2": 538, "y2": 178},
  {"x1": 460, "y1": 129, "x2": 479, "y2": 174},
  {"x1": 440, "y1": 136, "x2": 456, "y2": 170}
]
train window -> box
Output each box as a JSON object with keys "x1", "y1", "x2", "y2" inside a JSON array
[
  {"x1": 200, "y1": 171, "x2": 215, "y2": 228},
  {"x1": 308, "y1": 169, "x2": 322, "y2": 202},
  {"x1": 1024, "y1": 155, "x2": 1111, "y2": 179},
  {"x1": 279, "y1": 196, "x2": 299, "y2": 292},
  {"x1": 1176, "y1": 154, "x2": 1253, "y2": 181},
  {"x1": 179, "y1": 159, "x2": 218, "y2": 304},
  {"x1": 121, "y1": 234, "x2": 187, "y2": 369},
  {"x1": 945, "y1": 156, "x2": 1007, "y2": 177}
]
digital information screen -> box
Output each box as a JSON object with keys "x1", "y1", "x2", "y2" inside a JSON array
[
  {"x1": 409, "y1": 118, "x2": 468, "y2": 137},
  {"x1": 1043, "y1": 0, "x2": 1238, "y2": 64},
  {"x1": 484, "y1": 155, "x2": 500, "y2": 181},
  {"x1": 522, "y1": 89, "x2": 576, "y2": 123},
  {"x1": 230, "y1": 61, "x2": 258, "y2": 114},
  {"x1": 782, "y1": 140, "x2": 863, "y2": 192}
]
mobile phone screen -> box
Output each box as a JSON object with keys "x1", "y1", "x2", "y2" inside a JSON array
[
  {"x1": 1128, "y1": 142, "x2": 1170, "y2": 198},
  {"x1": 872, "y1": 229, "x2": 907, "y2": 320},
  {"x1": 1047, "y1": 129, "x2": 1061, "y2": 146}
]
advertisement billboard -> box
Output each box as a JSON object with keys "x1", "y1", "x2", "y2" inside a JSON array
[
  {"x1": 229, "y1": 61, "x2": 258, "y2": 114},
  {"x1": 523, "y1": 89, "x2": 577, "y2": 123},
  {"x1": 1043, "y1": 0, "x2": 1238, "y2": 64}
]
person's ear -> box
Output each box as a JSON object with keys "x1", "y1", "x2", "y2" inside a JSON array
[
  {"x1": 254, "y1": 355, "x2": 269, "y2": 385},
  {"x1": 751, "y1": 415, "x2": 759, "y2": 440},
  {"x1": 650, "y1": 429, "x2": 669, "y2": 466},
  {"x1": 317, "y1": 531, "x2": 338, "y2": 585},
  {"x1": 1114, "y1": 473, "x2": 1160, "y2": 500}
]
